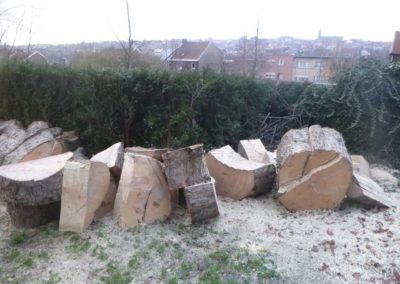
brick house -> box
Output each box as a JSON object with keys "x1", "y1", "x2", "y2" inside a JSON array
[
  {"x1": 390, "y1": 31, "x2": 400, "y2": 62},
  {"x1": 258, "y1": 53, "x2": 294, "y2": 81},
  {"x1": 292, "y1": 56, "x2": 333, "y2": 84},
  {"x1": 168, "y1": 40, "x2": 223, "y2": 72}
]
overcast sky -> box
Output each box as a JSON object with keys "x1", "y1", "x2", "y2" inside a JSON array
[{"x1": 1, "y1": 0, "x2": 399, "y2": 45}]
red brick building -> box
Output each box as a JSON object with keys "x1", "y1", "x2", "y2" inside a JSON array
[
  {"x1": 390, "y1": 31, "x2": 400, "y2": 62},
  {"x1": 258, "y1": 53, "x2": 294, "y2": 81}
]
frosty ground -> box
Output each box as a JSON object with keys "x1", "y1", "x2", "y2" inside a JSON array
[{"x1": 0, "y1": 165, "x2": 399, "y2": 284}]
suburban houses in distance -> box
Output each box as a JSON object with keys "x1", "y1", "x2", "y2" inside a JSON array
[{"x1": 0, "y1": 31, "x2": 395, "y2": 84}]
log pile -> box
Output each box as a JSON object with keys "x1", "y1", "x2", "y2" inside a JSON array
[{"x1": 0, "y1": 120, "x2": 394, "y2": 232}]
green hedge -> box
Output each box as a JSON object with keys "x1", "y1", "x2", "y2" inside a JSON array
[{"x1": 1, "y1": 60, "x2": 400, "y2": 166}]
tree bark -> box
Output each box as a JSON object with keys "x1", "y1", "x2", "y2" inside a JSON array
[
  {"x1": 162, "y1": 144, "x2": 211, "y2": 190},
  {"x1": 184, "y1": 181, "x2": 219, "y2": 223}
]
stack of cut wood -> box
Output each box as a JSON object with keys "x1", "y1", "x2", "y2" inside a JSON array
[
  {"x1": 207, "y1": 144, "x2": 275, "y2": 200},
  {"x1": 0, "y1": 120, "x2": 80, "y2": 166},
  {"x1": 162, "y1": 145, "x2": 219, "y2": 223}
]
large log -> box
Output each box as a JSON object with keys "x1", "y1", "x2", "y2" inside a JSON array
[
  {"x1": 238, "y1": 139, "x2": 271, "y2": 164},
  {"x1": 114, "y1": 153, "x2": 171, "y2": 228},
  {"x1": 162, "y1": 144, "x2": 211, "y2": 190},
  {"x1": 0, "y1": 152, "x2": 73, "y2": 227},
  {"x1": 59, "y1": 160, "x2": 111, "y2": 233},
  {"x1": 276, "y1": 125, "x2": 352, "y2": 211},
  {"x1": 206, "y1": 145, "x2": 276, "y2": 200},
  {"x1": 0, "y1": 152, "x2": 73, "y2": 206},
  {"x1": 125, "y1": 146, "x2": 169, "y2": 162},
  {"x1": 90, "y1": 142, "x2": 124, "y2": 179},
  {"x1": 184, "y1": 182, "x2": 219, "y2": 223},
  {"x1": 347, "y1": 173, "x2": 393, "y2": 207}
]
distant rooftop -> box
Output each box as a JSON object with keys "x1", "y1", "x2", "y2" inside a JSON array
[{"x1": 169, "y1": 41, "x2": 211, "y2": 61}]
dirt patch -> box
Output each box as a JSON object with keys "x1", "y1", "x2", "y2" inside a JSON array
[{"x1": 0, "y1": 165, "x2": 399, "y2": 284}]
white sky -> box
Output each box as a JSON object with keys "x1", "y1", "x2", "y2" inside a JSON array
[{"x1": 1, "y1": 0, "x2": 399, "y2": 45}]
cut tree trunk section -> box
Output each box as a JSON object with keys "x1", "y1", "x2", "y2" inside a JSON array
[
  {"x1": 114, "y1": 153, "x2": 171, "y2": 228},
  {"x1": 91, "y1": 142, "x2": 124, "y2": 180},
  {"x1": 276, "y1": 125, "x2": 352, "y2": 211},
  {"x1": 238, "y1": 139, "x2": 271, "y2": 164},
  {"x1": 0, "y1": 152, "x2": 73, "y2": 206},
  {"x1": 59, "y1": 160, "x2": 111, "y2": 233},
  {"x1": 0, "y1": 152, "x2": 73, "y2": 227},
  {"x1": 184, "y1": 181, "x2": 219, "y2": 223},
  {"x1": 206, "y1": 145, "x2": 276, "y2": 200},
  {"x1": 162, "y1": 144, "x2": 211, "y2": 190}
]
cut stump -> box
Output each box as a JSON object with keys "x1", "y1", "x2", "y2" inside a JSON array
[
  {"x1": 206, "y1": 145, "x2": 275, "y2": 200},
  {"x1": 184, "y1": 182, "x2": 219, "y2": 223},
  {"x1": 59, "y1": 160, "x2": 111, "y2": 233},
  {"x1": 276, "y1": 125, "x2": 352, "y2": 211},
  {"x1": 114, "y1": 153, "x2": 171, "y2": 228}
]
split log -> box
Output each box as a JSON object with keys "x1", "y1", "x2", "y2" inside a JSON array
[
  {"x1": 114, "y1": 154, "x2": 171, "y2": 227},
  {"x1": 114, "y1": 153, "x2": 171, "y2": 228},
  {"x1": 276, "y1": 125, "x2": 352, "y2": 211},
  {"x1": 125, "y1": 146, "x2": 169, "y2": 162},
  {"x1": 347, "y1": 173, "x2": 392, "y2": 207},
  {"x1": 0, "y1": 152, "x2": 73, "y2": 206},
  {"x1": 206, "y1": 145, "x2": 276, "y2": 200},
  {"x1": 351, "y1": 155, "x2": 371, "y2": 177},
  {"x1": 91, "y1": 142, "x2": 124, "y2": 180},
  {"x1": 184, "y1": 182, "x2": 219, "y2": 223},
  {"x1": 162, "y1": 144, "x2": 211, "y2": 190},
  {"x1": 0, "y1": 152, "x2": 73, "y2": 227},
  {"x1": 238, "y1": 139, "x2": 271, "y2": 164},
  {"x1": 59, "y1": 160, "x2": 111, "y2": 233}
]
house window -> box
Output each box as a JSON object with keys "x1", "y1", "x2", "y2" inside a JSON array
[
  {"x1": 294, "y1": 75, "x2": 309, "y2": 82},
  {"x1": 265, "y1": 73, "x2": 276, "y2": 79},
  {"x1": 191, "y1": 63, "x2": 196, "y2": 70},
  {"x1": 297, "y1": 60, "x2": 307, "y2": 68},
  {"x1": 278, "y1": 58, "x2": 284, "y2": 66}
]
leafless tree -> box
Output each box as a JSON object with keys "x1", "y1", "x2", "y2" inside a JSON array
[{"x1": 251, "y1": 19, "x2": 260, "y2": 77}]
